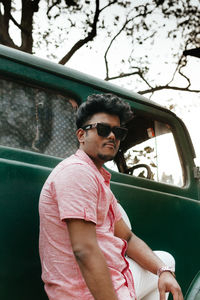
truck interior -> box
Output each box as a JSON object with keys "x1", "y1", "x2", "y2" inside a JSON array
[{"x1": 111, "y1": 111, "x2": 185, "y2": 187}]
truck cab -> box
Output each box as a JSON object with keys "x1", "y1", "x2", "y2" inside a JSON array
[{"x1": 0, "y1": 45, "x2": 199, "y2": 299}]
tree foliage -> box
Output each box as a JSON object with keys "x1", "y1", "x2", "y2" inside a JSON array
[{"x1": 0, "y1": 0, "x2": 199, "y2": 96}]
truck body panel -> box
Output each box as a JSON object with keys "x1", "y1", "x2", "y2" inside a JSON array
[{"x1": 0, "y1": 45, "x2": 199, "y2": 299}]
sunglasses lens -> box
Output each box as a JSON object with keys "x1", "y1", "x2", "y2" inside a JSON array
[
  {"x1": 113, "y1": 127, "x2": 128, "y2": 141},
  {"x1": 96, "y1": 123, "x2": 111, "y2": 137},
  {"x1": 97, "y1": 123, "x2": 128, "y2": 141}
]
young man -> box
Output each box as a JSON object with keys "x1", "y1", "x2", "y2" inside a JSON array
[{"x1": 39, "y1": 93, "x2": 183, "y2": 300}]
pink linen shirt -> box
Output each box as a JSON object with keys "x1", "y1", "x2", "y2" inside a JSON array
[{"x1": 39, "y1": 149, "x2": 135, "y2": 300}]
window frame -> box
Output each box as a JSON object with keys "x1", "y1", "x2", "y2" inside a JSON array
[{"x1": 107, "y1": 104, "x2": 196, "y2": 197}]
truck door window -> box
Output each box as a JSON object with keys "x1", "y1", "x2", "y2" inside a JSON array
[
  {"x1": 0, "y1": 78, "x2": 78, "y2": 158},
  {"x1": 108, "y1": 116, "x2": 184, "y2": 187},
  {"x1": 124, "y1": 121, "x2": 183, "y2": 186}
]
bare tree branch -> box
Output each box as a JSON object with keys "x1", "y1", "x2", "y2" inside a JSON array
[
  {"x1": 104, "y1": 7, "x2": 153, "y2": 80},
  {"x1": 166, "y1": 53, "x2": 190, "y2": 89},
  {"x1": 58, "y1": 0, "x2": 100, "y2": 65},
  {"x1": 0, "y1": 0, "x2": 17, "y2": 48},
  {"x1": 142, "y1": 30, "x2": 156, "y2": 42},
  {"x1": 105, "y1": 71, "x2": 140, "y2": 81},
  {"x1": 100, "y1": 0, "x2": 118, "y2": 13},
  {"x1": 183, "y1": 47, "x2": 200, "y2": 58},
  {"x1": 167, "y1": 58, "x2": 182, "y2": 86},
  {"x1": 138, "y1": 85, "x2": 200, "y2": 95},
  {"x1": 20, "y1": 0, "x2": 39, "y2": 53},
  {"x1": 102, "y1": 2, "x2": 200, "y2": 98},
  {"x1": 0, "y1": 0, "x2": 40, "y2": 52},
  {"x1": 178, "y1": 56, "x2": 191, "y2": 88},
  {"x1": 47, "y1": 0, "x2": 62, "y2": 17},
  {"x1": 106, "y1": 56, "x2": 199, "y2": 96},
  {"x1": 9, "y1": 12, "x2": 29, "y2": 35},
  {"x1": 104, "y1": 18, "x2": 132, "y2": 80},
  {"x1": 105, "y1": 68, "x2": 153, "y2": 89}
]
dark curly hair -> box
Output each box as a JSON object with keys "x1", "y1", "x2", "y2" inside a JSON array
[{"x1": 76, "y1": 93, "x2": 133, "y2": 129}]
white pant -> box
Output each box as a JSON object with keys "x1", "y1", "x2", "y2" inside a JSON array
[{"x1": 127, "y1": 251, "x2": 175, "y2": 300}]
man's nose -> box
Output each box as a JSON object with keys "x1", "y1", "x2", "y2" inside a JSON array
[{"x1": 107, "y1": 130, "x2": 116, "y2": 140}]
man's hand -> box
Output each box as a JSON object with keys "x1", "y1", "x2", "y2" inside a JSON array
[{"x1": 158, "y1": 272, "x2": 184, "y2": 300}]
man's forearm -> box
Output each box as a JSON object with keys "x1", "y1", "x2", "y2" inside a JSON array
[
  {"x1": 114, "y1": 218, "x2": 183, "y2": 300},
  {"x1": 126, "y1": 234, "x2": 164, "y2": 274},
  {"x1": 74, "y1": 245, "x2": 118, "y2": 300}
]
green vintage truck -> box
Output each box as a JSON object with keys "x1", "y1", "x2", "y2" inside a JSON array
[{"x1": 0, "y1": 45, "x2": 199, "y2": 300}]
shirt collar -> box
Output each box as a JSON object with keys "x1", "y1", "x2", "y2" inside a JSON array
[{"x1": 75, "y1": 149, "x2": 111, "y2": 183}]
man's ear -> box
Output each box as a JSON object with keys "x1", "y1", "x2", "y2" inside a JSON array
[{"x1": 76, "y1": 128, "x2": 85, "y2": 144}]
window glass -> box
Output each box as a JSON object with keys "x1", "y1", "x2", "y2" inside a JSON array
[
  {"x1": 124, "y1": 121, "x2": 183, "y2": 186},
  {"x1": 106, "y1": 119, "x2": 184, "y2": 187},
  {"x1": 0, "y1": 78, "x2": 78, "y2": 158}
]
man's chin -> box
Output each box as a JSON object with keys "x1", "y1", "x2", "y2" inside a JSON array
[{"x1": 98, "y1": 153, "x2": 115, "y2": 162}]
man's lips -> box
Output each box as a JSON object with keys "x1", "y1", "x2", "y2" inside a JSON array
[{"x1": 103, "y1": 141, "x2": 116, "y2": 149}]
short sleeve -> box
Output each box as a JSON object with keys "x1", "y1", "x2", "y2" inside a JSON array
[
  {"x1": 52, "y1": 163, "x2": 99, "y2": 224},
  {"x1": 117, "y1": 203, "x2": 132, "y2": 229},
  {"x1": 111, "y1": 197, "x2": 122, "y2": 223}
]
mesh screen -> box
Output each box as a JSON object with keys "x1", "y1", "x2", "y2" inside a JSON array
[{"x1": 0, "y1": 78, "x2": 78, "y2": 158}]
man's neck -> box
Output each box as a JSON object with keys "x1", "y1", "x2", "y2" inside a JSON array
[{"x1": 79, "y1": 147, "x2": 104, "y2": 170}]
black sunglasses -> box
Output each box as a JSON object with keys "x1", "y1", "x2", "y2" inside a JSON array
[{"x1": 81, "y1": 122, "x2": 128, "y2": 141}]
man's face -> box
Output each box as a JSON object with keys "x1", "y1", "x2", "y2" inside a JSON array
[{"x1": 77, "y1": 113, "x2": 121, "y2": 168}]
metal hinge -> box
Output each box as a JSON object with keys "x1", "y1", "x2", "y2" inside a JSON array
[{"x1": 194, "y1": 166, "x2": 200, "y2": 179}]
